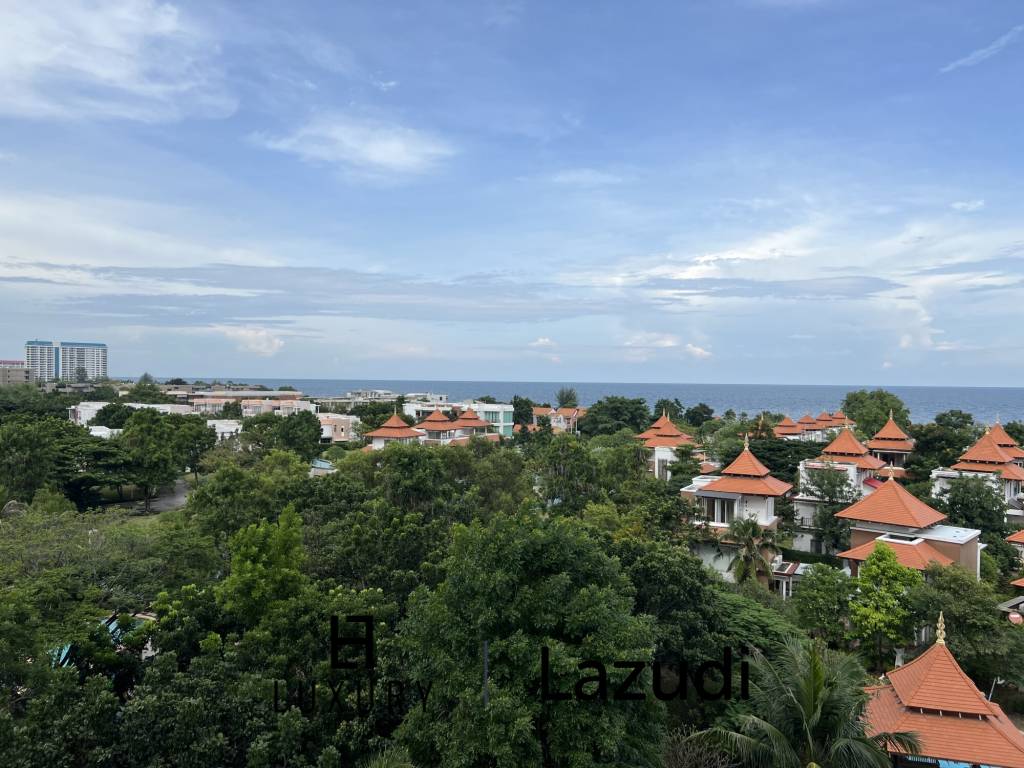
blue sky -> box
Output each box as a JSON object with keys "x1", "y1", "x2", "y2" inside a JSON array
[{"x1": 1, "y1": 0, "x2": 1022, "y2": 385}]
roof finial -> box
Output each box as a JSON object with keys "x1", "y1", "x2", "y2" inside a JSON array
[
  {"x1": 889, "y1": 408, "x2": 893, "y2": 420},
  {"x1": 886, "y1": 465, "x2": 895, "y2": 480},
  {"x1": 743, "y1": 432, "x2": 750, "y2": 449},
  {"x1": 936, "y1": 612, "x2": 946, "y2": 645}
]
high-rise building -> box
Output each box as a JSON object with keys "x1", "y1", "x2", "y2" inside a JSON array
[
  {"x1": 24, "y1": 340, "x2": 108, "y2": 381},
  {"x1": 24, "y1": 340, "x2": 57, "y2": 381},
  {"x1": 58, "y1": 341, "x2": 108, "y2": 381}
]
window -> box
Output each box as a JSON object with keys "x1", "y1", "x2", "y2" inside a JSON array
[{"x1": 701, "y1": 496, "x2": 735, "y2": 524}]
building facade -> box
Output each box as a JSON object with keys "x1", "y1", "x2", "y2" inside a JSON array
[
  {"x1": 0, "y1": 360, "x2": 32, "y2": 386},
  {"x1": 24, "y1": 340, "x2": 107, "y2": 381}
]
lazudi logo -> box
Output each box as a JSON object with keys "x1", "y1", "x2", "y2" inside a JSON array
[
  {"x1": 540, "y1": 646, "x2": 750, "y2": 702},
  {"x1": 271, "y1": 615, "x2": 432, "y2": 718}
]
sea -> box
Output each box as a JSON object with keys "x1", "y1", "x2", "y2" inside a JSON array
[{"x1": 188, "y1": 379, "x2": 1024, "y2": 425}]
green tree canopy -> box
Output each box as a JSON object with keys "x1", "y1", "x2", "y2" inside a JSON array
[
  {"x1": 555, "y1": 386, "x2": 579, "y2": 408},
  {"x1": 840, "y1": 389, "x2": 910, "y2": 438},
  {"x1": 579, "y1": 396, "x2": 650, "y2": 437},
  {"x1": 849, "y1": 542, "x2": 923, "y2": 670}
]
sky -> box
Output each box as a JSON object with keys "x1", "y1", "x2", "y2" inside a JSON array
[{"x1": 0, "y1": 0, "x2": 1022, "y2": 386}]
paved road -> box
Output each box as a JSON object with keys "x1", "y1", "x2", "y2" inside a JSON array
[{"x1": 113, "y1": 477, "x2": 191, "y2": 515}]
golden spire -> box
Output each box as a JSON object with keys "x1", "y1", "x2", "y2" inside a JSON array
[
  {"x1": 886, "y1": 465, "x2": 895, "y2": 480},
  {"x1": 936, "y1": 611, "x2": 946, "y2": 645},
  {"x1": 743, "y1": 432, "x2": 750, "y2": 449},
  {"x1": 889, "y1": 408, "x2": 893, "y2": 420}
]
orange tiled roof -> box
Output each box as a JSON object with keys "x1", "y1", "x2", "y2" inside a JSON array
[
  {"x1": 364, "y1": 414, "x2": 422, "y2": 439},
  {"x1": 415, "y1": 409, "x2": 454, "y2": 431},
  {"x1": 450, "y1": 408, "x2": 491, "y2": 429},
  {"x1": 1011, "y1": 577, "x2": 1024, "y2": 589},
  {"x1": 797, "y1": 413, "x2": 817, "y2": 426},
  {"x1": 960, "y1": 431, "x2": 1015, "y2": 464},
  {"x1": 532, "y1": 406, "x2": 552, "y2": 416},
  {"x1": 866, "y1": 437, "x2": 915, "y2": 453},
  {"x1": 822, "y1": 427, "x2": 872, "y2": 456},
  {"x1": 951, "y1": 459, "x2": 1024, "y2": 481},
  {"x1": 1007, "y1": 529, "x2": 1024, "y2": 544},
  {"x1": 838, "y1": 538, "x2": 952, "y2": 570},
  {"x1": 720, "y1": 446, "x2": 773, "y2": 477},
  {"x1": 835, "y1": 477, "x2": 946, "y2": 528},
  {"x1": 449, "y1": 433, "x2": 502, "y2": 445},
  {"x1": 873, "y1": 415, "x2": 912, "y2": 442},
  {"x1": 702, "y1": 474, "x2": 792, "y2": 497},
  {"x1": 642, "y1": 434, "x2": 693, "y2": 448},
  {"x1": 990, "y1": 422, "x2": 1024, "y2": 459},
  {"x1": 831, "y1": 410, "x2": 848, "y2": 421}
]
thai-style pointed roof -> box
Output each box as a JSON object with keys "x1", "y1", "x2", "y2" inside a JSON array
[
  {"x1": 951, "y1": 430, "x2": 1024, "y2": 480},
  {"x1": 702, "y1": 441, "x2": 792, "y2": 497},
  {"x1": 865, "y1": 617, "x2": 1024, "y2": 767},
  {"x1": 831, "y1": 410, "x2": 848, "y2": 421},
  {"x1": 414, "y1": 408, "x2": 454, "y2": 431},
  {"x1": 866, "y1": 413, "x2": 915, "y2": 453},
  {"x1": 450, "y1": 408, "x2": 491, "y2": 430},
  {"x1": 1006, "y1": 529, "x2": 1024, "y2": 545},
  {"x1": 365, "y1": 413, "x2": 422, "y2": 439},
  {"x1": 817, "y1": 427, "x2": 886, "y2": 470},
  {"x1": 835, "y1": 476, "x2": 946, "y2": 528},
  {"x1": 990, "y1": 422, "x2": 1024, "y2": 459},
  {"x1": 636, "y1": 412, "x2": 695, "y2": 447},
  {"x1": 797, "y1": 413, "x2": 817, "y2": 426},
  {"x1": 772, "y1": 415, "x2": 802, "y2": 437}
]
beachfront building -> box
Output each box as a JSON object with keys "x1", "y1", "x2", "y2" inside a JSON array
[
  {"x1": 866, "y1": 411, "x2": 915, "y2": 477},
  {"x1": 413, "y1": 408, "x2": 459, "y2": 444},
  {"x1": 240, "y1": 398, "x2": 318, "y2": 418},
  {"x1": 635, "y1": 413, "x2": 697, "y2": 481},
  {"x1": 682, "y1": 439, "x2": 792, "y2": 581},
  {"x1": 930, "y1": 424, "x2": 1024, "y2": 523},
  {"x1": 206, "y1": 419, "x2": 242, "y2": 441},
  {"x1": 864, "y1": 615, "x2": 1024, "y2": 768},
  {"x1": 834, "y1": 476, "x2": 982, "y2": 578},
  {"x1": 791, "y1": 427, "x2": 886, "y2": 552},
  {"x1": 364, "y1": 414, "x2": 423, "y2": 450},
  {"x1": 68, "y1": 401, "x2": 192, "y2": 425},
  {"x1": 774, "y1": 410, "x2": 852, "y2": 441},
  {"x1": 318, "y1": 413, "x2": 361, "y2": 443}
]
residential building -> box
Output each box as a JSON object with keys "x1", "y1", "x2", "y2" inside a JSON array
[
  {"x1": 448, "y1": 408, "x2": 502, "y2": 444},
  {"x1": 866, "y1": 411, "x2": 915, "y2": 477},
  {"x1": 834, "y1": 476, "x2": 981, "y2": 578},
  {"x1": 0, "y1": 360, "x2": 31, "y2": 386},
  {"x1": 531, "y1": 406, "x2": 588, "y2": 434},
  {"x1": 773, "y1": 410, "x2": 852, "y2": 441},
  {"x1": 240, "y1": 398, "x2": 318, "y2": 418},
  {"x1": 318, "y1": 413, "x2": 360, "y2": 443},
  {"x1": 24, "y1": 340, "x2": 58, "y2": 381},
  {"x1": 206, "y1": 419, "x2": 242, "y2": 441},
  {"x1": 864, "y1": 615, "x2": 1024, "y2": 768},
  {"x1": 682, "y1": 439, "x2": 792, "y2": 581},
  {"x1": 364, "y1": 414, "x2": 423, "y2": 450},
  {"x1": 309, "y1": 458, "x2": 337, "y2": 477},
  {"x1": 403, "y1": 401, "x2": 514, "y2": 437},
  {"x1": 1008, "y1": 529, "x2": 1024, "y2": 562},
  {"x1": 791, "y1": 427, "x2": 886, "y2": 552},
  {"x1": 58, "y1": 342, "x2": 108, "y2": 381},
  {"x1": 191, "y1": 398, "x2": 235, "y2": 415},
  {"x1": 318, "y1": 389, "x2": 401, "y2": 410},
  {"x1": 931, "y1": 425, "x2": 1024, "y2": 523},
  {"x1": 414, "y1": 408, "x2": 459, "y2": 444},
  {"x1": 634, "y1": 412, "x2": 696, "y2": 481},
  {"x1": 68, "y1": 401, "x2": 192, "y2": 425}
]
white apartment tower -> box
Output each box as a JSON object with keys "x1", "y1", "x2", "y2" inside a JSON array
[{"x1": 25, "y1": 340, "x2": 108, "y2": 381}]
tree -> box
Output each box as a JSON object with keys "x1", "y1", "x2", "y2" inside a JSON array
[
  {"x1": 706, "y1": 638, "x2": 919, "y2": 768},
  {"x1": 119, "y1": 409, "x2": 180, "y2": 512},
  {"x1": 908, "y1": 563, "x2": 1024, "y2": 689},
  {"x1": 511, "y1": 395, "x2": 537, "y2": 425},
  {"x1": 275, "y1": 410, "x2": 322, "y2": 460},
  {"x1": 791, "y1": 564, "x2": 852, "y2": 648},
  {"x1": 653, "y1": 398, "x2": 684, "y2": 421},
  {"x1": 397, "y1": 512, "x2": 664, "y2": 768},
  {"x1": 92, "y1": 402, "x2": 134, "y2": 429},
  {"x1": 579, "y1": 396, "x2": 650, "y2": 437},
  {"x1": 220, "y1": 400, "x2": 242, "y2": 419},
  {"x1": 849, "y1": 542, "x2": 923, "y2": 670},
  {"x1": 215, "y1": 505, "x2": 307, "y2": 628},
  {"x1": 904, "y1": 412, "x2": 982, "y2": 486},
  {"x1": 684, "y1": 403, "x2": 715, "y2": 428},
  {"x1": 1005, "y1": 420, "x2": 1024, "y2": 445},
  {"x1": 170, "y1": 414, "x2": 217, "y2": 481},
  {"x1": 721, "y1": 517, "x2": 779, "y2": 584},
  {"x1": 534, "y1": 434, "x2": 601, "y2": 514},
  {"x1": 936, "y1": 475, "x2": 1007, "y2": 535},
  {"x1": 840, "y1": 389, "x2": 910, "y2": 438},
  {"x1": 124, "y1": 373, "x2": 174, "y2": 404},
  {"x1": 555, "y1": 386, "x2": 578, "y2": 408},
  {"x1": 802, "y1": 466, "x2": 859, "y2": 553},
  {"x1": 717, "y1": 438, "x2": 822, "y2": 485}
]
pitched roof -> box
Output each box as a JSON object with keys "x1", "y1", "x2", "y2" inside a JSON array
[
  {"x1": 797, "y1": 413, "x2": 818, "y2": 426},
  {"x1": 721, "y1": 446, "x2": 773, "y2": 477},
  {"x1": 838, "y1": 538, "x2": 952, "y2": 570},
  {"x1": 364, "y1": 413, "x2": 422, "y2": 439},
  {"x1": 636, "y1": 413, "x2": 695, "y2": 445},
  {"x1": 873, "y1": 414, "x2": 912, "y2": 442},
  {"x1": 642, "y1": 434, "x2": 693, "y2": 448},
  {"x1": 701, "y1": 474, "x2": 792, "y2": 497},
  {"x1": 822, "y1": 427, "x2": 872, "y2": 456},
  {"x1": 450, "y1": 408, "x2": 491, "y2": 429},
  {"x1": 886, "y1": 640, "x2": 996, "y2": 714},
  {"x1": 1007, "y1": 529, "x2": 1024, "y2": 544},
  {"x1": 415, "y1": 409, "x2": 454, "y2": 431},
  {"x1": 951, "y1": 458, "x2": 1024, "y2": 481},
  {"x1": 1011, "y1": 576, "x2": 1024, "y2": 589},
  {"x1": 960, "y1": 431, "x2": 1015, "y2": 464},
  {"x1": 990, "y1": 422, "x2": 1024, "y2": 458},
  {"x1": 835, "y1": 477, "x2": 946, "y2": 528},
  {"x1": 773, "y1": 415, "x2": 802, "y2": 437}
]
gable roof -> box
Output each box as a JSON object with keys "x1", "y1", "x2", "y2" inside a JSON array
[
  {"x1": 837, "y1": 538, "x2": 952, "y2": 570},
  {"x1": 450, "y1": 408, "x2": 491, "y2": 429},
  {"x1": 1007, "y1": 529, "x2": 1024, "y2": 545},
  {"x1": 702, "y1": 445, "x2": 792, "y2": 497},
  {"x1": 415, "y1": 409, "x2": 454, "y2": 431},
  {"x1": 834, "y1": 477, "x2": 946, "y2": 528},
  {"x1": 990, "y1": 422, "x2": 1024, "y2": 459}
]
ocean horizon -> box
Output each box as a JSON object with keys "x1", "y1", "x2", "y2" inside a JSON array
[{"x1": 167, "y1": 378, "x2": 1024, "y2": 425}]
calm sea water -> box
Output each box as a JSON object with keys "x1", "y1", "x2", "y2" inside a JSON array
[{"x1": 193, "y1": 379, "x2": 1024, "y2": 425}]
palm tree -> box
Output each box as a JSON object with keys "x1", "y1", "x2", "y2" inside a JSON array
[
  {"x1": 362, "y1": 746, "x2": 414, "y2": 768},
  {"x1": 722, "y1": 517, "x2": 780, "y2": 584},
  {"x1": 705, "y1": 637, "x2": 919, "y2": 768}
]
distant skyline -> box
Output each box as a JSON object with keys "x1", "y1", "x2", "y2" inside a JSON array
[{"x1": 1, "y1": 1, "x2": 1023, "y2": 385}]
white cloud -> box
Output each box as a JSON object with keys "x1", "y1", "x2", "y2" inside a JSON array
[
  {"x1": 941, "y1": 24, "x2": 1024, "y2": 73},
  {"x1": 0, "y1": 0, "x2": 234, "y2": 121},
  {"x1": 625, "y1": 332, "x2": 680, "y2": 349},
  {"x1": 528, "y1": 337, "x2": 556, "y2": 348},
  {"x1": 882, "y1": 361, "x2": 894, "y2": 369},
  {"x1": 951, "y1": 199, "x2": 985, "y2": 212},
  {"x1": 258, "y1": 113, "x2": 455, "y2": 176},
  {"x1": 684, "y1": 343, "x2": 712, "y2": 359},
  {"x1": 214, "y1": 326, "x2": 285, "y2": 357}
]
